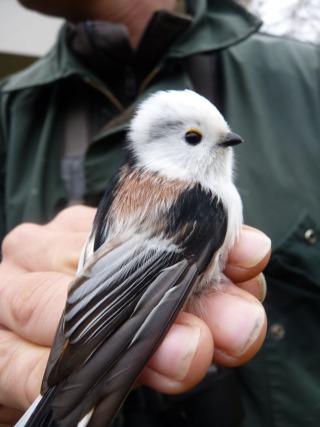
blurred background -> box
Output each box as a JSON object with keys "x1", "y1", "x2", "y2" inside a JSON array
[
  {"x1": 0, "y1": 0, "x2": 319, "y2": 80},
  {"x1": 240, "y1": 0, "x2": 320, "y2": 43},
  {"x1": 0, "y1": 0, "x2": 63, "y2": 79}
]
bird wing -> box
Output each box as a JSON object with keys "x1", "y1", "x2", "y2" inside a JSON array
[{"x1": 40, "y1": 186, "x2": 228, "y2": 427}]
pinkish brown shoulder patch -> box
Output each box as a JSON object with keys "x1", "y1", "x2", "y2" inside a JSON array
[{"x1": 109, "y1": 166, "x2": 189, "y2": 232}]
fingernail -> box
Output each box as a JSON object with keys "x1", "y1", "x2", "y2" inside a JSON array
[
  {"x1": 148, "y1": 323, "x2": 200, "y2": 381},
  {"x1": 257, "y1": 273, "x2": 267, "y2": 302},
  {"x1": 231, "y1": 230, "x2": 271, "y2": 268},
  {"x1": 208, "y1": 294, "x2": 265, "y2": 357}
]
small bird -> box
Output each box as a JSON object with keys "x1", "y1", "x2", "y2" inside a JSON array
[{"x1": 16, "y1": 90, "x2": 243, "y2": 427}]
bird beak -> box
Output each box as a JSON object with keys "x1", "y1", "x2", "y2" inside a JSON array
[{"x1": 219, "y1": 132, "x2": 244, "y2": 147}]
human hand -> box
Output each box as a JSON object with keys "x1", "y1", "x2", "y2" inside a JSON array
[
  {"x1": 0, "y1": 206, "x2": 270, "y2": 425},
  {"x1": 140, "y1": 224, "x2": 269, "y2": 392}
]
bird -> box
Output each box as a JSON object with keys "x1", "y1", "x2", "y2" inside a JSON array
[{"x1": 16, "y1": 89, "x2": 243, "y2": 427}]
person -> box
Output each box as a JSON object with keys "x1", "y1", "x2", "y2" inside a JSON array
[{"x1": 0, "y1": 0, "x2": 319, "y2": 426}]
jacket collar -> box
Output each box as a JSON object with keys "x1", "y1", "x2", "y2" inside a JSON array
[
  {"x1": 65, "y1": 11, "x2": 192, "y2": 105},
  {"x1": 3, "y1": 0, "x2": 261, "y2": 93},
  {"x1": 170, "y1": 0, "x2": 262, "y2": 57}
]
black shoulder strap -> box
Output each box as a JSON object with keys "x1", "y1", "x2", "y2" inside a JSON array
[
  {"x1": 185, "y1": 51, "x2": 223, "y2": 111},
  {"x1": 60, "y1": 83, "x2": 90, "y2": 206}
]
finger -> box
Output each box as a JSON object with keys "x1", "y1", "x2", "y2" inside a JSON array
[
  {"x1": 237, "y1": 273, "x2": 267, "y2": 303},
  {"x1": 0, "y1": 405, "x2": 24, "y2": 426},
  {"x1": 0, "y1": 329, "x2": 49, "y2": 411},
  {"x1": 48, "y1": 206, "x2": 96, "y2": 232},
  {"x1": 139, "y1": 312, "x2": 213, "y2": 394},
  {"x1": 199, "y1": 284, "x2": 267, "y2": 367},
  {"x1": 2, "y1": 224, "x2": 87, "y2": 275},
  {"x1": 0, "y1": 272, "x2": 69, "y2": 346},
  {"x1": 224, "y1": 225, "x2": 271, "y2": 284}
]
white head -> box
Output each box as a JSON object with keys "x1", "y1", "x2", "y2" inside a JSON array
[{"x1": 127, "y1": 90, "x2": 243, "y2": 189}]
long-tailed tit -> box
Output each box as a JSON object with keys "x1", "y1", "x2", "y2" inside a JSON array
[{"x1": 16, "y1": 90, "x2": 243, "y2": 427}]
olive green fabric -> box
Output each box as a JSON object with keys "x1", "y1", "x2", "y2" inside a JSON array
[{"x1": 1, "y1": 1, "x2": 320, "y2": 426}]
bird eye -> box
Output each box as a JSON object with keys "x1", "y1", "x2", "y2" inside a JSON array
[{"x1": 184, "y1": 129, "x2": 202, "y2": 145}]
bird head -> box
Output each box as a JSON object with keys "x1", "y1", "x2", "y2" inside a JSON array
[{"x1": 127, "y1": 90, "x2": 243, "y2": 187}]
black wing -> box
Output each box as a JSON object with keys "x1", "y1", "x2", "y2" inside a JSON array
[{"x1": 33, "y1": 185, "x2": 227, "y2": 427}]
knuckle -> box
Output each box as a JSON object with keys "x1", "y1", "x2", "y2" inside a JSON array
[
  {"x1": 9, "y1": 278, "x2": 37, "y2": 329},
  {"x1": 53, "y1": 205, "x2": 78, "y2": 222},
  {"x1": 50, "y1": 206, "x2": 95, "y2": 231},
  {"x1": 53, "y1": 205, "x2": 87, "y2": 224},
  {"x1": 2, "y1": 224, "x2": 41, "y2": 260}
]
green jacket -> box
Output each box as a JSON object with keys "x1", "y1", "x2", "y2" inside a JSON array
[{"x1": 1, "y1": 1, "x2": 320, "y2": 426}]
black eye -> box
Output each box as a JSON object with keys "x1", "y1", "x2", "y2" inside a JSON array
[{"x1": 184, "y1": 130, "x2": 203, "y2": 145}]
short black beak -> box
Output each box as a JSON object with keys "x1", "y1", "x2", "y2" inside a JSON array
[{"x1": 219, "y1": 132, "x2": 244, "y2": 147}]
